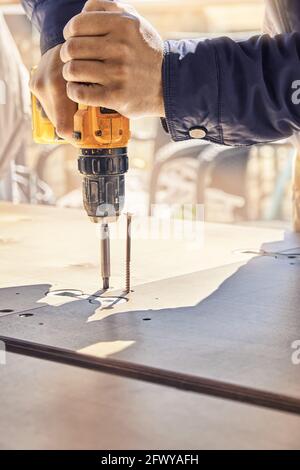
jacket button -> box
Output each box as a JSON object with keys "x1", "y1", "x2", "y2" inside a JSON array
[{"x1": 189, "y1": 127, "x2": 207, "y2": 139}]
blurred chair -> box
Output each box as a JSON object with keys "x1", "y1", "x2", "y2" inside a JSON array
[
  {"x1": 149, "y1": 139, "x2": 209, "y2": 215},
  {"x1": 149, "y1": 137, "x2": 293, "y2": 223}
]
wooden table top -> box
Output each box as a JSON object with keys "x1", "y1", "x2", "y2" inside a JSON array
[{"x1": 0, "y1": 202, "x2": 299, "y2": 449}]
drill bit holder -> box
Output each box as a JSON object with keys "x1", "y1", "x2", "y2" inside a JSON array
[{"x1": 78, "y1": 147, "x2": 128, "y2": 222}]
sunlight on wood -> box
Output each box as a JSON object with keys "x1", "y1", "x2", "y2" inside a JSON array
[{"x1": 79, "y1": 340, "x2": 136, "y2": 358}]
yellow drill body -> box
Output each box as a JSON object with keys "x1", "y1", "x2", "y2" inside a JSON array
[{"x1": 31, "y1": 90, "x2": 131, "y2": 290}]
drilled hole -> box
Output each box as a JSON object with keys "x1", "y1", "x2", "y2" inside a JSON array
[
  {"x1": 0, "y1": 309, "x2": 14, "y2": 313},
  {"x1": 49, "y1": 289, "x2": 83, "y2": 298},
  {"x1": 19, "y1": 313, "x2": 34, "y2": 318}
]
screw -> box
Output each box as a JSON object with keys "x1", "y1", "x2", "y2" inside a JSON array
[{"x1": 125, "y1": 213, "x2": 133, "y2": 294}]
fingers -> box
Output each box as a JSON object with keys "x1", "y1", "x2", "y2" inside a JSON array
[
  {"x1": 30, "y1": 45, "x2": 77, "y2": 141},
  {"x1": 83, "y1": 0, "x2": 137, "y2": 16},
  {"x1": 66, "y1": 82, "x2": 109, "y2": 107},
  {"x1": 37, "y1": 83, "x2": 77, "y2": 140},
  {"x1": 83, "y1": 0, "x2": 122, "y2": 12},
  {"x1": 64, "y1": 11, "x2": 122, "y2": 40},
  {"x1": 60, "y1": 36, "x2": 113, "y2": 62},
  {"x1": 52, "y1": 97, "x2": 78, "y2": 140},
  {"x1": 62, "y1": 59, "x2": 108, "y2": 85},
  {"x1": 32, "y1": 85, "x2": 77, "y2": 141}
]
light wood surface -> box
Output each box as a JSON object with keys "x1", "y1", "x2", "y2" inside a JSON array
[
  {"x1": 0, "y1": 203, "x2": 299, "y2": 396},
  {"x1": 1, "y1": 202, "x2": 300, "y2": 449},
  {"x1": 0, "y1": 352, "x2": 299, "y2": 450},
  {"x1": 0, "y1": 202, "x2": 283, "y2": 292},
  {"x1": 1, "y1": 254, "x2": 300, "y2": 399}
]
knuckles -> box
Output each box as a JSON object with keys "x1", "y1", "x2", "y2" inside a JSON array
[
  {"x1": 122, "y1": 14, "x2": 140, "y2": 34},
  {"x1": 63, "y1": 60, "x2": 78, "y2": 79},
  {"x1": 63, "y1": 39, "x2": 78, "y2": 60},
  {"x1": 83, "y1": 0, "x2": 96, "y2": 8},
  {"x1": 30, "y1": 71, "x2": 61, "y2": 94},
  {"x1": 55, "y1": 121, "x2": 72, "y2": 138},
  {"x1": 109, "y1": 85, "x2": 130, "y2": 113},
  {"x1": 118, "y1": 43, "x2": 131, "y2": 61},
  {"x1": 65, "y1": 10, "x2": 140, "y2": 41},
  {"x1": 111, "y1": 61, "x2": 130, "y2": 81},
  {"x1": 68, "y1": 83, "x2": 86, "y2": 102},
  {"x1": 65, "y1": 14, "x2": 83, "y2": 38}
]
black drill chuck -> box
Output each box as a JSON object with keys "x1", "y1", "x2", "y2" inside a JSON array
[{"x1": 78, "y1": 148, "x2": 128, "y2": 221}]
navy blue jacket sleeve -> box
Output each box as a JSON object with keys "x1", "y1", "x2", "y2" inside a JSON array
[
  {"x1": 163, "y1": 33, "x2": 300, "y2": 146},
  {"x1": 22, "y1": 0, "x2": 85, "y2": 54}
]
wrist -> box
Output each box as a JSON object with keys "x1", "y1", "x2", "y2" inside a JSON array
[
  {"x1": 37, "y1": 0, "x2": 85, "y2": 54},
  {"x1": 155, "y1": 48, "x2": 166, "y2": 118}
]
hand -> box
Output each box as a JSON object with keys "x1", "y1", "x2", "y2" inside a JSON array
[
  {"x1": 60, "y1": 0, "x2": 165, "y2": 118},
  {"x1": 30, "y1": 44, "x2": 77, "y2": 140}
]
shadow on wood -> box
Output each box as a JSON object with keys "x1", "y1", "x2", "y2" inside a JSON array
[{"x1": 0, "y1": 232, "x2": 300, "y2": 400}]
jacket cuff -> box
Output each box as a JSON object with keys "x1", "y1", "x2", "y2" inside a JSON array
[
  {"x1": 29, "y1": 0, "x2": 85, "y2": 54},
  {"x1": 162, "y1": 39, "x2": 224, "y2": 144}
]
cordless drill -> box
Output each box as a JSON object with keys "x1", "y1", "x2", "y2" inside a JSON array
[{"x1": 31, "y1": 95, "x2": 130, "y2": 289}]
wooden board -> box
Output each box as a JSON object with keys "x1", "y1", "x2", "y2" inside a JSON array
[
  {"x1": 0, "y1": 352, "x2": 299, "y2": 450},
  {"x1": 0, "y1": 203, "x2": 299, "y2": 400},
  {"x1": 0, "y1": 202, "x2": 282, "y2": 295},
  {"x1": 1, "y1": 257, "x2": 300, "y2": 400}
]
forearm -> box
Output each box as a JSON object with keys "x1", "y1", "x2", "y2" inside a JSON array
[
  {"x1": 163, "y1": 33, "x2": 300, "y2": 146},
  {"x1": 22, "y1": 0, "x2": 85, "y2": 53}
]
